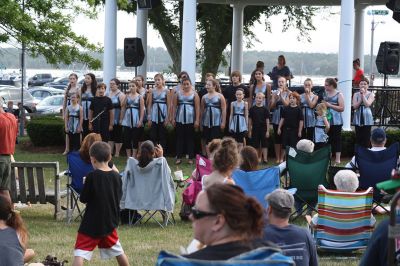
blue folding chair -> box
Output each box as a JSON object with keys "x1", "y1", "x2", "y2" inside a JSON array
[
  {"x1": 232, "y1": 167, "x2": 280, "y2": 209},
  {"x1": 156, "y1": 247, "x2": 294, "y2": 266},
  {"x1": 355, "y1": 142, "x2": 399, "y2": 212},
  {"x1": 65, "y1": 151, "x2": 94, "y2": 223}
]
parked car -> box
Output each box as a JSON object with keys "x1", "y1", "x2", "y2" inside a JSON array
[
  {"x1": 0, "y1": 86, "x2": 37, "y2": 113},
  {"x1": 28, "y1": 73, "x2": 55, "y2": 87},
  {"x1": 45, "y1": 75, "x2": 103, "y2": 90},
  {"x1": 29, "y1": 86, "x2": 64, "y2": 101},
  {"x1": 35, "y1": 95, "x2": 64, "y2": 115}
]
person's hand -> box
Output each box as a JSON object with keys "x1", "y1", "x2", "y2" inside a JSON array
[
  {"x1": 119, "y1": 119, "x2": 123, "y2": 125},
  {"x1": 266, "y1": 130, "x2": 270, "y2": 138},
  {"x1": 88, "y1": 122, "x2": 93, "y2": 131},
  {"x1": 171, "y1": 119, "x2": 176, "y2": 127},
  {"x1": 65, "y1": 128, "x2": 69, "y2": 134},
  {"x1": 137, "y1": 121, "x2": 142, "y2": 127},
  {"x1": 194, "y1": 121, "x2": 199, "y2": 129},
  {"x1": 220, "y1": 123, "x2": 225, "y2": 130},
  {"x1": 164, "y1": 120, "x2": 169, "y2": 127},
  {"x1": 154, "y1": 144, "x2": 163, "y2": 157},
  {"x1": 298, "y1": 131, "x2": 302, "y2": 138},
  {"x1": 109, "y1": 125, "x2": 113, "y2": 131},
  {"x1": 76, "y1": 126, "x2": 82, "y2": 133},
  {"x1": 147, "y1": 120, "x2": 152, "y2": 127},
  {"x1": 248, "y1": 131, "x2": 252, "y2": 138},
  {"x1": 277, "y1": 128, "x2": 281, "y2": 135}
]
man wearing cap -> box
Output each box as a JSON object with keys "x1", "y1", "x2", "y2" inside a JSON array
[
  {"x1": 262, "y1": 189, "x2": 318, "y2": 266},
  {"x1": 345, "y1": 127, "x2": 392, "y2": 169},
  {"x1": 0, "y1": 97, "x2": 18, "y2": 203}
]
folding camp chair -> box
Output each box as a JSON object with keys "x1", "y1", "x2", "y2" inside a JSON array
[
  {"x1": 285, "y1": 145, "x2": 330, "y2": 218},
  {"x1": 355, "y1": 142, "x2": 399, "y2": 213},
  {"x1": 232, "y1": 167, "x2": 280, "y2": 208},
  {"x1": 121, "y1": 157, "x2": 176, "y2": 228},
  {"x1": 313, "y1": 185, "x2": 374, "y2": 252},
  {"x1": 156, "y1": 247, "x2": 294, "y2": 266},
  {"x1": 65, "y1": 151, "x2": 94, "y2": 223}
]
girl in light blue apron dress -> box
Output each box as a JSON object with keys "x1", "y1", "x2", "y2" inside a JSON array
[
  {"x1": 107, "y1": 78, "x2": 125, "y2": 157},
  {"x1": 229, "y1": 88, "x2": 248, "y2": 150},
  {"x1": 300, "y1": 78, "x2": 318, "y2": 141},
  {"x1": 80, "y1": 73, "x2": 97, "y2": 139},
  {"x1": 65, "y1": 93, "x2": 83, "y2": 151},
  {"x1": 314, "y1": 103, "x2": 330, "y2": 150},
  {"x1": 120, "y1": 80, "x2": 145, "y2": 158}
]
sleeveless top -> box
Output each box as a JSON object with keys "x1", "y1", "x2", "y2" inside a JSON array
[
  {"x1": 176, "y1": 92, "x2": 195, "y2": 124},
  {"x1": 324, "y1": 92, "x2": 343, "y2": 126},
  {"x1": 202, "y1": 94, "x2": 222, "y2": 127},
  {"x1": 314, "y1": 116, "x2": 328, "y2": 143},
  {"x1": 271, "y1": 91, "x2": 289, "y2": 125},
  {"x1": 229, "y1": 101, "x2": 247, "y2": 133},
  {"x1": 252, "y1": 83, "x2": 267, "y2": 106},
  {"x1": 353, "y1": 92, "x2": 374, "y2": 126},
  {"x1": 81, "y1": 90, "x2": 93, "y2": 121},
  {"x1": 108, "y1": 91, "x2": 122, "y2": 125},
  {"x1": 67, "y1": 104, "x2": 81, "y2": 134},
  {"x1": 121, "y1": 95, "x2": 142, "y2": 128},
  {"x1": 300, "y1": 94, "x2": 316, "y2": 128},
  {"x1": 0, "y1": 228, "x2": 24, "y2": 266},
  {"x1": 151, "y1": 88, "x2": 168, "y2": 123}
]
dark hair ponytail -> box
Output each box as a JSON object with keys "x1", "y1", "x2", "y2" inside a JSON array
[{"x1": 138, "y1": 141, "x2": 155, "y2": 168}]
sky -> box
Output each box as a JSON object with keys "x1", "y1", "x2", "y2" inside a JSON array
[{"x1": 72, "y1": 4, "x2": 400, "y2": 55}]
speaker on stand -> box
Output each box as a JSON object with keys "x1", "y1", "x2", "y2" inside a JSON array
[
  {"x1": 124, "y1": 38, "x2": 145, "y2": 77},
  {"x1": 376, "y1": 41, "x2": 400, "y2": 87}
]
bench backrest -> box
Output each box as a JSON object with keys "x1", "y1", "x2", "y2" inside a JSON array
[{"x1": 10, "y1": 162, "x2": 60, "y2": 204}]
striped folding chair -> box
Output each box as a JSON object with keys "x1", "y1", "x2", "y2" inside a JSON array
[{"x1": 314, "y1": 185, "x2": 374, "y2": 252}]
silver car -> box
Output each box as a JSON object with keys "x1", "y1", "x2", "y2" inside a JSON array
[{"x1": 35, "y1": 95, "x2": 64, "y2": 115}]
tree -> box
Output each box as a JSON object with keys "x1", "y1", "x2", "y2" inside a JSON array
[
  {"x1": 0, "y1": 0, "x2": 102, "y2": 69},
  {"x1": 147, "y1": 3, "x2": 319, "y2": 79}
]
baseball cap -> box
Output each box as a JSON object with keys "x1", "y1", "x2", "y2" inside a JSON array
[
  {"x1": 371, "y1": 128, "x2": 386, "y2": 143},
  {"x1": 265, "y1": 189, "x2": 294, "y2": 210}
]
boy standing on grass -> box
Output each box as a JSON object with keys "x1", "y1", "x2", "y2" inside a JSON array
[{"x1": 72, "y1": 141, "x2": 129, "y2": 266}]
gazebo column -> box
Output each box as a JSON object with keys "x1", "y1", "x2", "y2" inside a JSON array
[
  {"x1": 103, "y1": 0, "x2": 117, "y2": 90},
  {"x1": 231, "y1": 3, "x2": 245, "y2": 74},
  {"x1": 354, "y1": 5, "x2": 366, "y2": 69},
  {"x1": 338, "y1": 0, "x2": 355, "y2": 131},
  {"x1": 181, "y1": 0, "x2": 197, "y2": 82},
  {"x1": 137, "y1": 8, "x2": 148, "y2": 80}
]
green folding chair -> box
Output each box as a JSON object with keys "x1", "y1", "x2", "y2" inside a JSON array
[{"x1": 285, "y1": 145, "x2": 331, "y2": 218}]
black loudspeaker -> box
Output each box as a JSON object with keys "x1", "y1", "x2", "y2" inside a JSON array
[
  {"x1": 124, "y1": 38, "x2": 145, "y2": 67},
  {"x1": 376, "y1": 42, "x2": 400, "y2": 75},
  {"x1": 386, "y1": 0, "x2": 400, "y2": 23},
  {"x1": 137, "y1": 0, "x2": 161, "y2": 9}
]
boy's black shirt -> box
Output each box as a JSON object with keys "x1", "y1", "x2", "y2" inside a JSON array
[{"x1": 79, "y1": 169, "x2": 122, "y2": 237}]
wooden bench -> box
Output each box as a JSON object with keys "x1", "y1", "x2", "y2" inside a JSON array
[{"x1": 9, "y1": 162, "x2": 66, "y2": 220}]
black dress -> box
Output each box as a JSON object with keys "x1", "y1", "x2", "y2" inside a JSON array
[{"x1": 90, "y1": 96, "x2": 114, "y2": 142}]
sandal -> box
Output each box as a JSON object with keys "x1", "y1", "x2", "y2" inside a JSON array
[{"x1": 175, "y1": 159, "x2": 182, "y2": 165}]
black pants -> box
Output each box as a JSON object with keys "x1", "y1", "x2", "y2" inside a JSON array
[
  {"x1": 328, "y1": 125, "x2": 342, "y2": 153},
  {"x1": 273, "y1": 124, "x2": 282, "y2": 144},
  {"x1": 82, "y1": 120, "x2": 90, "y2": 139},
  {"x1": 302, "y1": 127, "x2": 314, "y2": 142},
  {"x1": 355, "y1": 126, "x2": 371, "y2": 148},
  {"x1": 251, "y1": 126, "x2": 268, "y2": 148},
  {"x1": 123, "y1": 126, "x2": 144, "y2": 149},
  {"x1": 282, "y1": 128, "x2": 299, "y2": 149},
  {"x1": 176, "y1": 123, "x2": 195, "y2": 159},
  {"x1": 150, "y1": 122, "x2": 167, "y2": 150},
  {"x1": 202, "y1": 126, "x2": 221, "y2": 144},
  {"x1": 68, "y1": 133, "x2": 81, "y2": 151}
]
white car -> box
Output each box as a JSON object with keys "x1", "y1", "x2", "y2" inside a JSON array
[{"x1": 35, "y1": 95, "x2": 64, "y2": 115}]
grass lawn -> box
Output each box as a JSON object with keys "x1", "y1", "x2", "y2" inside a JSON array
[{"x1": 13, "y1": 137, "x2": 375, "y2": 265}]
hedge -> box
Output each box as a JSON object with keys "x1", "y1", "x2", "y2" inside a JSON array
[
  {"x1": 26, "y1": 115, "x2": 65, "y2": 146},
  {"x1": 25, "y1": 117, "x2": 400, "y2": 158}
]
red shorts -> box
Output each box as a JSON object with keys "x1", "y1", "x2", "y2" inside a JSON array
[{"x1": 74, "y1": 229, "x2": 124, "y2": 260}]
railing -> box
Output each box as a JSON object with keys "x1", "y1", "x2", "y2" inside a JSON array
[{"x1": 120, "y1": 81, "x2": 400, "y2": 128}]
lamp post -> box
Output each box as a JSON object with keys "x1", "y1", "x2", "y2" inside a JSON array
[{"x1": 367, "y1": 9, "x2": 388, "y2": 86}]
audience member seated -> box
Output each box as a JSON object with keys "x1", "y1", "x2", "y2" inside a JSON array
[
  {"x1": 239, "y1": 146, "x2": 259, "y2": 172},
  {"x1": 120, "y1": 141, "x2": 175, "y2": 218},
  {"x1": 190, "y1": 139, "x2": 222, "y2": 181},
  {"x1": 306, "y1": 170, "x2": 376, "y2": 227},
  {"x1": 262, "y1": 189, "x2": 318, "y2": 266},
  {"x1": 345, "y1": 127, "x2": 389, "y2": 169},
  {"x1": 202, "y1": 138, "x2": 238, "y2": 189},
  {"x1": 183, "y1": 184, "x2": 271, "y2": 260},
  {"x1": 279, "y1": 139, "x2": 315, "y2": 173},
  {"x1": 0, "y1": 195, "x2": 35, "y2": 265},
  {"x1": 78, "y1": 133, "x2": 119, "y2": 173}
]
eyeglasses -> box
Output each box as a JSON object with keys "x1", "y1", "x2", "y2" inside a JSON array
[{"x1": 191, "y1": 206, "x2": 218, "y2": 220}]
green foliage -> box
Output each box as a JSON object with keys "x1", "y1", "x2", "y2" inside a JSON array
[
  {"x1": 26, "y1": 115, "x2": 65, "y2": 146},
  {"x1": 0, "y1": 0, "x2": 102, "y2": 69}
]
